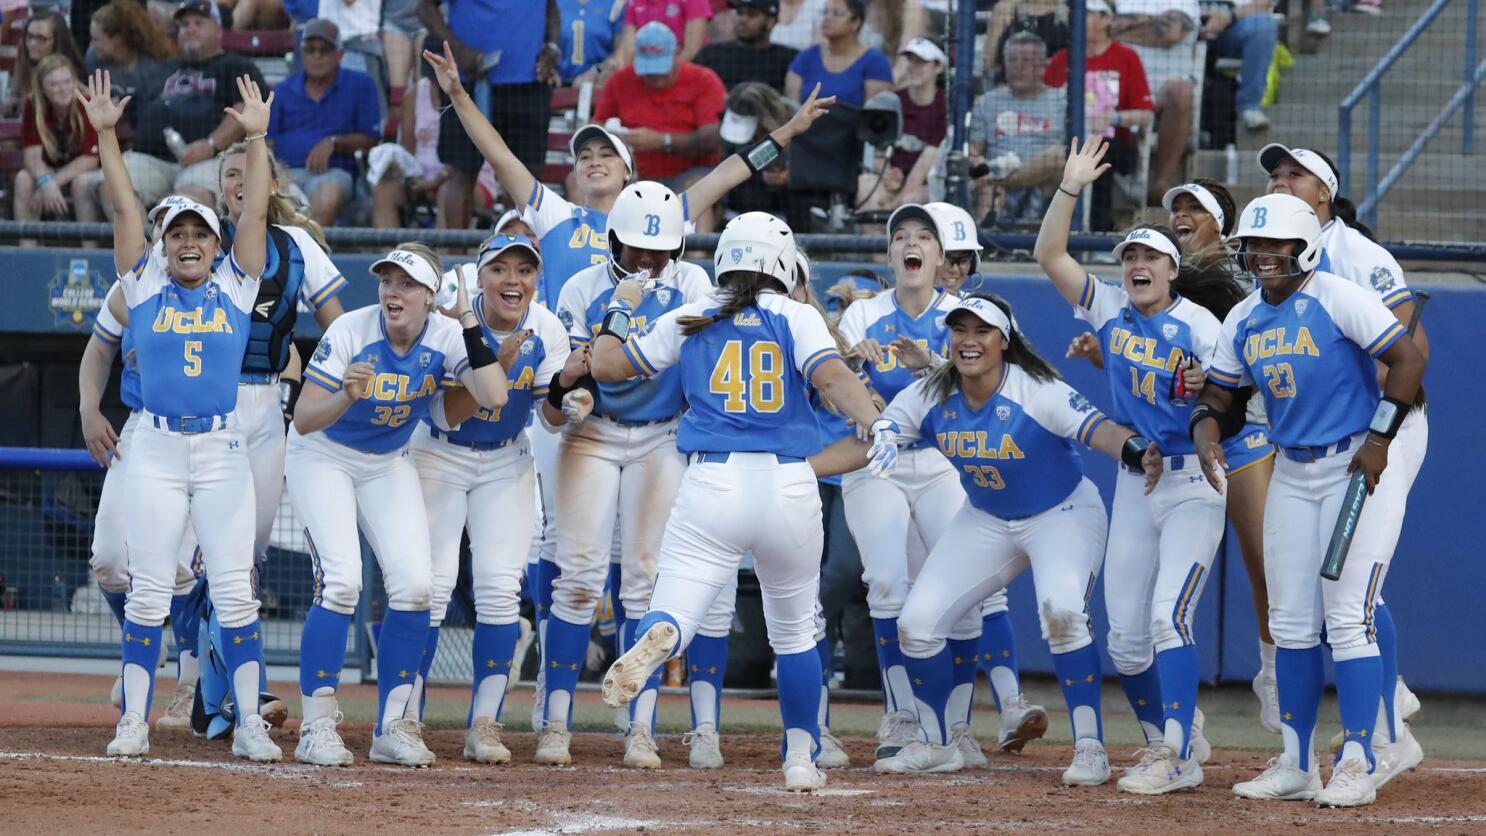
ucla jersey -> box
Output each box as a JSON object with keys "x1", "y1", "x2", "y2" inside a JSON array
[
  {"x1": 118, "y1": 251, "x2": 258, "y2": 418},
  {"x1": 557, "y1": 0, "x2": 624, "y2": 82},
  {"x1": 625, "y1": 292, "x2": 842, "y2": 458},
  {"x1": 1076, "y1": 274, "x2": 1220, "y2": 455},
  {"x1": 1317, "y1": 220, "x2": 1411, "y2": 309},
  {"x1": 1209, "y1": 272, "x2": 1407, "y2": 449},
  {"x1": 526, "y1": 183, "x2": 610, "y2": 307},
  {"x1": 883, "y1": 366, "x2": 1107, "y2": 520},
  {"x1": 559, "y1": 260, "x2": 713, "y2": 423},
  {"x1": 304, "y1": 307, "x2": 472, "y2": 453},
  {"x1": 837, "y1": 289, "x2": 958, "y2": 448},
  {"x1": 433, "y1": 299, "x2": 569, "y2": 446},
  {"x1": 93, "y1": 285, "x2": 143, "y2": 411}
]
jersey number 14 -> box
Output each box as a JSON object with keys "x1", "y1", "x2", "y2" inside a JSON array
[{"x1": 710, "y1": 340, "x2": 785, "y2": 414}]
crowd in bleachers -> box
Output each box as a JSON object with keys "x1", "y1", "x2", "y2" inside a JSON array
[{"x1": 0, "y1": 0, "x2": 1367, "y2": 236}]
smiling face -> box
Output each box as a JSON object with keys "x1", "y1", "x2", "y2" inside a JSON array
[
  {"x1": 1265, "y1": 157, "x2": 1330, "y2": 219},
  {"x1": 219, "y1": 151, "x2": 279, "y2": 223},
  {"x1": 938, "y1": 251, "x2": 975, "y2": 294},
  {"x1": 41, "y1": 65, "x2": 76, "y2": 112},
  {"x1": 377, "y1": 265, "x2": 434, "y2": 332},
  {"x1": 574, "y1": 137, "x2": 628, "y2": 201},
  {"x1": 163, "y1": 215, "x2": 220, "y2": 284},
  {"x1": 1240, "y1": 237, "x2": 1305, "y2": 295},
  {"x1": 890, "y1": 218, "x2": 943, "y2": 291},
  {"x1": 948, "y1": 313, "x2": 1008, "y2": 380},
  {"x1": 25, "y1": 17, "x2": 56, "y2": 62},
  {"x1": 1120, "y1": 242, "x2": 1177, "y2": 313},
  {"x1": 479, "y1": 250, "x2": 539, "y2": 328},
  {"x1": 616, "y1": 242, "x2": 671, "y2": 278},
  {"x1": 1168, "y1": 192, "x2": 1220, "y2": 250}
]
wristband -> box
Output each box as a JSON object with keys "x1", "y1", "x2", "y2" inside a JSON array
[
  {"x1": 743, "y1": 137, "x2": 783, "y2": 174},
  {"x1": 547, "y1": 371, "x2": 598, "y2": 410},
  {"x1": 1368, "y1": 396, "x2": 1408, "y2": 439},
  {"x1": 1188, "y1": 403, "x2": 1222, "y2": 442},
  {"x1": 464, "y1": 324, "x2": 498, "y2": 369},
  {"x1": 279, "y1": 378, "x2": 302, "y2": 429},
  {"x1": 36, "y1": 173, "x2": 54, "y2": 188},
  {"x1": 243, "y1": 131, "x2": 267, "y2": 143},
  {"x1": 598, "y1": 307, "x2": 633, "y2": 341},
  {"x1": 1057, "y1": 185, "x2": 1079, "y2": 199},
  {"x1": 1121, "y1": 435, "x2": 1153, "y2": 472}
]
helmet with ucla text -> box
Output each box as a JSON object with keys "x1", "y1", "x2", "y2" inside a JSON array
[
  {"x1": 1232, "y1": 193, "x2": 1322, "y2": 278},
  {"x1": 605, "y1": 180, "x2": 686, "y2": 257},
  {"x1": 714, "y1": 212, "x2": 799, "y2": 292},
  {"x1": 925, "y1": 202, "x2": 982, "y2": 270}
]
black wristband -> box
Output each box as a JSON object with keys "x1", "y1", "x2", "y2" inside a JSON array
[
  {"x1": 598, "y1": 307, "x2": 633, "y2": 341},
  {"x1": 1369, "y1": 396, "x2": 1410, "y2": 439},
  {"x1": 1058, "y1": 185, "x2": 1079, "y2": 199},
  {"x1": 546, "y1": 371, "x2": 598, "y2": 410},
  {"x1": 1188, "y1": 403, "x2": 1222, "y2": 443},
  {"x1": 743, "y1": 136, "x2": 783, "y2": 174},
  {"x1": 279, "y1": 378, "x2": 302, "y2": 430},
  {"x1": 1122, "y1": 435, "x2": 1152, "y2": 472},
  {"x1": 464, "y1": 324, "x2": 498, "y2": 369}
]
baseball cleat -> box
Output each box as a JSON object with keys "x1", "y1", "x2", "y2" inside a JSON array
[
  {"x1": 602, "y1": 622, "x2": 677, "y2": 709},
  {"x1": 817, "y1": 728, "x2": 850, "y2": 769},
  {"x1": 685, "y1": 724, "x2": 724, "y2": 769},
  {"x1": 370, "y1": 718, "x2": 436, "y2": 767},
  {"x1": 1190, "y1": 708, "x2": 1212, "y2": 765},
  {"x1": 107, "y1": 712, "x2": 150, "y2": 757},
  {"x1": 1116, "y1": 745, "x2": 1203, "y2": 794},
  {"x1": 996, "y1": 699, "x2": 1049, "y2": 753},
  {"x1": 534, "y1": 721, "x2": 573, "y2": 765},
  {"x1": 783, "y1": 752, "x2": 827, "y2": 792},
  {"x1": 464, "y1": 717, "x2": 512, "y2": 764},
  {"x1": 295, "y1": 712, "x2": 354, "y2": 766},
  {"x1": 1370, "y1": 722, "x2": 1424, "y2": 790},
  {"x1": 874, "y1": 740, "x2": 965, "y2": 774},
  {"x1": 624, "y1": 724, "x2": 662, "y2": 769},
  {"x1": 1315, "y1": 757, "x2": 1376, "y2": 807},
  {"x1": 875, "y1": 710, "x2": 921, "y2": 760},
  {"x1": 530, "y1": 669, "x2": 546, "y2": 733},
  {"x1": 1233, "y1": 754, "x2": 1321, "y2": 800},
  {"x1": 109, "y1": 675, "x2": 123, "y2": 709},
  {"x1": 1253, "y1": 672, "x2": 1281, "y2": 734},
  {"x1": 950, "y1": 724, "x2": 988, "y2": 769},
  {"x1": 1061, "y1": 738, "x2": 1110, "y2": 786},
  {"x1": 231, "y1": 714, "x2": 283, "y2": 762},
  {"x1": 155, "y1": 684, "x2": 195, "y2": 732}
]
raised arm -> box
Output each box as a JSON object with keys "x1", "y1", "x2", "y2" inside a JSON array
[
  {"x1": 77, "y1": 70, "x2": 143, "y2": 275},
  {"x1": 1033, "y1": 136, "x2": 1111, "y2": 307},
  {"x1": 225, "y1": 75, "x2": 273, "y2": 278},
  {"x1": 447, "y1": 269, "x2": 510, "y2": 410},
  {"x1": 423, "y1": 41, "x2": 538, "y2": 211}
]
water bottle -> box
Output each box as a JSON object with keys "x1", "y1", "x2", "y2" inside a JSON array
[{"x1": 1224, "y1": 143, "x2": 1238, "y2": 185}]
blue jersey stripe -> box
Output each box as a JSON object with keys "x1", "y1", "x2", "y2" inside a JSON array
[
  {"x1": 528, "y1": 181, "x2": 544, "y2": 211},
  {"x1": 1207, "y1": 367, "x2": 1243, "y2": 387},
  {"x1": 1380, "y1": 288, "x2": 1411, "y2": 309},
  {"x1": 93, "y1": 322, "x2": 121, "y2": 344},
  {"x1": 1078, "y1": 274, "x2": 1097, "y2": 309},
  {"x1": 310, "y1": 275, "x2": 348, "y2": 307},
  {"x1": 1076, "y1": 412, "x2": 1106, "y2": 446},
  {"x1": 1365, "y1": 322, "x2": 1406, "y2": 357},
  {"x1": 800, "y1": 347, "x2": 840, "y2": 379},
  {"x1": 304, "y1": 366, "x2": 340, "y2": 391},
  {"x1": 623, "y1": 339, "x2": 657, "y2": 377}
]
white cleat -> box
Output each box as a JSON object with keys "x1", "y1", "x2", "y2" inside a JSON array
[
  {"x1": 817, "y1": 728, "x2": 850, "y2": 769},
  {"x1": 875, "y1": 710, "x2": 921, "y2": 760},
  {"x1": 464, "y1": 717, "x2": 512, "y2": 764},
  {"x1": 370, "y1": 718, "x2": 436, "y2": 767},
  {"x1": 295, "y1": 712, "x2": 354, "y2": 766},
  {"x1": 1190, "y1": 708, "x2": 1212, "y2": 765},
  {"x1": 1370, "y1": 722, "x2": 1424, "y2": 790},
  {"x1": 231, "y1": 714, "x2": 283, "y2": 762},
  {"x1": 1061, "y1": 738, "x2": 1110, "y2": 786},
  {"x1": 685, "y1": 724, "x2": 724, "y2": 769},
  {"x1": 107, "y1": 712, "x2": 150, "y2": 757},
  {"x1": 874, "y1": 739, "x2": 965, "y2": 774},
  {"x1": 951, "y1": 723, "x2": 988, "y2": 769},
  {"x1": 783, "y1": 751, "x2": 827, "y2": 792},
  {"x1": 602, "y1": 622, "x2": 677, "y2": 709},
  {"x1": 1315, "y1": 757, "x2": 1376, "y2": 807},
  {"x1": 534, "y1": 721, "x2": 572, "y2": 765},
  {"x1": 996, "y1": 699, "x2": 1049, "y2": 753},
  {"x1": 1116, "y1": 745, "x2": 1203, "y2": 795},
  {"x1": 1233, "y1": 754, "x2": 1322, "y2": 800},
  {"x1": 156, "y1": 684, "x2": 195, "y2": 732},
  {"x1": 1254, "y1": 672, "x2": 1281, "y2": 734},
  {"x1": 109, "y1": 675, "x2": 123, "y2": 710},
  {"x1": 624, "y1": 724, "x2": 662, "y2": 769}
]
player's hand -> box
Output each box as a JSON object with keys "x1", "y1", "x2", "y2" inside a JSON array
[
  {"x1": 81, "y1": 407, "x2": 120, "y2": 467},
  {"x1": 1066, "y1": 332, "x2": 1105, "y2": 368},
  {"x1": 850, "y1": 338, "x2": 885, "y2": 368},
  {"x1": 1348, "y1": 436, "x2": 1390, "y2": 494},
  {"x1": 1197, "y1": 437, "x2": 1228, "y2": 494},
  {"x1": 613, "y1": 278, "x2": 646, "y2": 308},
  {"x1": 866, "y1": 419, "x2": 900, "y2": 478},
  {"x1": 342, "y1": 361, "x2": 375, "y2": 401},
  {"x1": 561, "y1": 387, "x2": 594, "y2": 423},
  {"x1": 446, "y1": 262, "x2": 475, "y2": 321},
  {"x1": 892, "y1": 335, "x2": 934, "y2": 371},
  {"x1": 77, "y1": 69, "x2": 131, "y2": 132},
  {"x1": 497, "y1": 329, "x2": 530, "y2": 371},
  {"x1": 1140, "y1": 441, "x2": 1163, "y2": 494},
  {"x1": 1181, "y1": 358, "x2": 1206, "y2": 397},
  {"x1": 224, "y1": 74, "x2": 273, "y2": 137},
  {"x1": 778, "y1": 83, "x2": 837, "y2": 142},
  {"x1": 559, "y1": 343, "x2": 591, "y2": 385},
  {"x1": 423, "y1": 41, "x2": 472, "y2": 100},
  {"x1": 1060, "y1": 135, "x2": 1112, "y2": 193}
]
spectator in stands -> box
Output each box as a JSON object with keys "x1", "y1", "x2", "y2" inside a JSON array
[
  {"x1": 219, "y1": 0, "x2": 289, "y2": 29},
  {"x1": 85, "y1": 0, "x2": 176, "y2": 126},
  {"x1": 855, "y1": 36, "x2": 945, "y2": 211},
  {"x1": 420, "y1": 0, "x2": 560, "y2": 229},
  {"x1": 381, "y1": 0, "x2": 426, "y2": 139},
  {"x1": 1111, "y1": 0, "x2": 1200, "y2": 204},
  {"x1": 982, "y1": 0, "x2": 1069, "y2": 82},
  {"x1": 370, "y1": 39, "x2": 449, "y2": 229},
  {"x1": 770, "y1": 0, "x2": 825, "y2": 50},
  {"x1": 968, "y1": 31, "x2": 1066, "y2": 228},
  {"x1": 6, "y1": 10, "x2": 85, "y2": 117},
  {"x1": 859, "y1": 0, "x2": 926, "y2": 58},
  {"x1": 319, "y1": 0, "x2": 390, "y2": 108},
  {"x1": 558, "y1": 0, "x2": 626, "y2": 84},
  {"x1": 695, "y1": 0, "x2": 798, "y2": 93},
  {"x1": 784, "y1": 0, "x2": 892, "y2": 108},
  {"x1": 14, "y1": 55, "x2": 98, "y2": 224},
  {"x1": 267, "y1": 19, "x2": 380, "y2": 225},
  {"x1": 594, "y1": 21, "x2": 726, "y2": 201},
  {"x1": 614, "y1": 0, "x2": 713, "y2": 68},
  {"x1": 1202, "y1": 0, "x2": 1279, "y2": 131},
  {"x1": 1045, "y1": 0, "x2": 1155, "y2": 230},
  {"x1": 716, "y1": 81, "x2": 798, "y2": 222}
]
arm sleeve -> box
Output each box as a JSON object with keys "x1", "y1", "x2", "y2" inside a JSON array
[
  {"x1": 622, "y1": 306, "x2": 689, "y2": 378},
  {"x1": 1328, "y1": 280, "x2": 1408, "y2": 358},
  {"x1": 879, "y1": 378, "x2": 935, "y2": 446},
  {"x1": 117, "y1": 251, "x2": 152, "y2": 306},
  {"x1": 789, "y1": 303, "x2": 843, "y2": 379},
  {"x1": 1122, "y1": 49, "x2": 1155, "y2": 111},
  {"x1": 1026, "y1": 379, "x2": 1110, "y2": 446},
  {"x1": 303, "y1": 319, "x2": 353, "y2": 392},
  {"x1": 213, "y1": 251, "x2": 263, "y2": 311},
  {"x1": 1359, "y1": 244, "x2": 1411, "y2": 309},
  {"x1": 1190, "y1": 308, "x2": 1221, "y2": 367},
  {"x1": 531, "y1": 312, "x2": 572, "y2": 400},
  {"x1": 285, "y1": 226, "x2": 349, "y2": 309},
  {"x1": 1073, "y1": 273, "x2": 1127, "y2": 328},
  {"x1": 357, "y1": 74, "x2": 382, "y2": 138},
  {"x1": 684, "y1": 0, "x2": 713, "y2": 19},
  {"x1": 1206, "y1": 311, "x2": 1254, "y2": 389}
]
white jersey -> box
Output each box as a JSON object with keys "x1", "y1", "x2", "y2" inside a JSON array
[{"x1": 1316, "y1": 219, "x2": 1411, "y2": 310}]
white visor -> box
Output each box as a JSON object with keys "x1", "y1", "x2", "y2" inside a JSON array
[
  {"x1": 1257, "y1": 144, "x2": 1339, "y2": 198},
  {"x1": 720, "y1": 109, "x2": 759, "y2": 145},
  {"x1": 1112, "y1": 227, "x2": 1182, "y2": 268},
  {"x1": 571, "y1": 124, "x2": 635, "y2": 174},
  {"x1": 370, "y1": 249, "x2": 441, "y2": 293},
  {"x1": 148, "y1": 194, "x2": 196, "y2": 224},
  {"x1": 1162, "y1": 183, "x2": 1225, "y2": 236},
  {"x1": 159, "y1": 199, "x2": 222, "y2": 239},
  {"x1": 946, "y1": 296, "x2": 1013, "y2": 336}
]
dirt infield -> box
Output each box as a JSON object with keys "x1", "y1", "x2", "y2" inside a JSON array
[{"x1": 3, "y1": 673, "x2": 1484, "y2": 834}]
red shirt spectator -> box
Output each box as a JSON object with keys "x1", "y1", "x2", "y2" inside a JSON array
[
  {"x1": 625, "y1": 0, "x2": 713, "y2": 63},
  {"x1": 22, "y1": 96, "x2": 101, "y2": 167},
  {"x1": 595, "y1": 33, "x2": 726, "y2": 182},
  {"x1": 1044, "y1": 39, "x2": 1153, "y2": 145},
  {"x1": 889, "y1": 88, "x2": 946, "y2": 175}
]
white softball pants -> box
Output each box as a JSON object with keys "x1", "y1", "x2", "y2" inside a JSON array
[
  {"x1": 122, "y1": 415, "x2": 259, "y2": 629},
  {"x1": 898, "y1": 479, "x2": 1108, "y2": 658},
  {"x1": 411, "y1": 428, "x2": 536, "y2": 627},
  {"x1": 90, "y1": 410, "x2": 198, "y2": 596},
  {"x1": 285, "y1": 429, "x2": 432, "y2": 615},
  {"x1": 551, "y1": 416, "x2": 685, "y2": 624},
  {"x1": 1103, "y1": 460, "x2": 1227, "y2": 675},
  {"x1": 236, "y1": 381, "x2": 288, "y2": 561},
  {"x1": 528, "y1": 420, "x2": 561, "y2": 564},
  {"x1": 647, "y1": 455, "x2": 822, "y2": 656}
]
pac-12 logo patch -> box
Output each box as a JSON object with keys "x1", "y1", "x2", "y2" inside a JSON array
[
  {"x1": 995, "y1": 405, "x2": 1011, "y2": 421},
  {"x1": 730, "y1": 247, "x2": 744, "y2": 264},
  {"x1": 1370, "y1": 266, "x2": 1396, "y2": 292},
  {"x1": 1161, "y1": 323, "x2": 1179, "y2": 340},
  {"x1": 656, "y1": 288, "x2": 672, "y2": 306},
  {"x1": 520, "y1": 339, "x2": 535, "y2": 355},
  {"x1": 1294, "y1": 298, "x2": 1310, "y2": 316},
  {"x1": 1068, "y1": 391, "x2": 1096, "y2": 413},
  {"x1": 419, "y1": 351, "x2": 432, "y2": 369},
  {"x1": 47, "y1": 259, "x2": 107, "y2": 328},
  {"x1": 313, "y1": 337, "x2": 333, "y2": 363}
]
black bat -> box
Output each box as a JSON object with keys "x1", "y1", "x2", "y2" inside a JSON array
[{"x1": 1321, "y1": 290, "x2": 1429, "y2": 581}]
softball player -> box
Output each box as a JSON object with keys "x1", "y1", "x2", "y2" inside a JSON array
[
  {"x1": 538, "y1": 181, "x2": 713, "y2": 770},
  {"x1": 1198, "y1": 194, "x2": 1425, "y2": 807},
  {"x1": 287, "y1": 245, "x2": 509, "y2": 768},
  {"x1": 82, "y1": 70, "x2": 279, "y2": 762},
  {"x1": 1259, "y1": 144, "x2": 1427, "y2": 775},
  {"x1": 594, "y1": 212, "x2": 881, "y2": 792},
  {"x1": 924, "y1": 202, "x2": 983, "y2": 295},
  {"x1": 817, "y1": 293, "x2": 1160, "y2": 783}
]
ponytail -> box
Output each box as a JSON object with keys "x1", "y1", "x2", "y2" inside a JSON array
[
  {"x1": 677, "y1": 272, "x2": 787, "y2": 336},
  {"x1": 923, "y1": 293, "x2": 1060, "y2": 405},
  {"x1": 1174, "y1": 245, "x2": 1247, "y2": 321}
]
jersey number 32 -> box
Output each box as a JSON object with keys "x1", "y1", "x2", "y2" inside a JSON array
[{"x1": 710, "y1": 340, "x2": 785, "y2": 414}]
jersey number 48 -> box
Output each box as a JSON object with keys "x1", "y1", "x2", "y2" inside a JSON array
[{"x1": 710, "y1": 340, "x2": 785, "y2": 414}]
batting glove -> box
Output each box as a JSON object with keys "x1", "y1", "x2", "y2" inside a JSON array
[
  {"x1": 561, "y1": 388, "x2": 595, "y2": 424},
  {"x1": 866, "y1": 419, "x2": 901, "y2": 479}
]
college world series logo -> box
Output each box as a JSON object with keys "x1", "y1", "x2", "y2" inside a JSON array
[{"x1": 48, "y1": 259, "x2": 108, "y2": 328}]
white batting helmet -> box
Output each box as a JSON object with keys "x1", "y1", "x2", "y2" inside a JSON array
[
  {"x1": 925, "y1": 202, "x2": 982, "y2": 269},
  {"x1": 606, "y1": 180, "x2": 686, "y2": 254},
  {"x1": 1232, "y1": 193, "x2": 1322, "y2": 277},
  {"x1": 714, "y1": 212, "x2": 798, "y2": 292}
]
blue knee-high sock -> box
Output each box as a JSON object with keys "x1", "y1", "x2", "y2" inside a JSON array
[
  {"x1": 1119, "y1": 664, "x2": 1165, "y2": 743},
  {"x1": 686, "y1": 633, "x2": 729, "y2": 729},
  {"x1": 469, "y1": 621, "x2": 521, "y2": 725},
  {"x1": 534, "y1": 558, "x2": 558, "y2": 629},
  {"x1": 624, "y1": 618, "x2": 665, "y2": 729},
  {"x1": 219, "y1": 620, "x2": 264, "y2": 727},
  {"x1": 1052, "y1": 644, "x2": 1104, "y2": 741},
  {"x1": 542, "y1": 615, "x2": 592, "y2": 727},
  {"x1": 1374, "y1": 600, "x2": 1399, "y2": 742},
  {"x1": 120, "y1": 620, "x2": 163, "y2": 717},
  {"x1": 101, "y1": 588, "x2": 127, "y2": 628},
  {"x1": 872, "y1": 617, "x2": 905, "y2": 713},
  {"x1": 978, "y1": 611, "x2": 1017, "y2": 710},
  {"x1": 299, "y1": 605, "x2": 351, "y2": 697},
  {"x1": 1334, "y1": 655, "x2": 1383, "y2": 769},
  {"x1": 947, "y1": 637, "x2": 980, "y2": 728},
  {"x1": 417, "y1": 625, "x2": 441, "y2": 720},
  {"x1": 776, "y1": 647, "x2": 822, "y2": 761},
  {"x1": 375, "y1": 608, "x2": 430, "y2": 735},
  {"x1": 1156, "y1": 645, "x2": 1200, "y2": 758},
  {"x1": 904, "y1": 647, "x2": 954, "y2": 745},
  {"x1": 1276, "y1": 645, "x2": 1325, "y2": 772},
  {"x1": 816, "y1": 637, "x2": 832, "y2": 728}
]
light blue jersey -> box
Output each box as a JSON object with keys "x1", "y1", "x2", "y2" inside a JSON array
[
  {"x1": 557, "y1": 0, "x2": 625, "y2": 82},
  {"x1": 304, "y1": 306, "x2": 473, "y2": 453},
  {"x1": 1075, "y1": 274, "x2": 1221, "y2": 455},
  {"x1": 882, "y1": 365, "x2": 1108, "y2": 520},
  {"x1": 623, "y1": 292, "x2": 843, "y2": 458},
  {"x1": 837, "y1": 289, "x2": 959, "y2": 448},
  {"x1": 1209, "y1": 272, "x2": 1407, "y2": 449},
  {"x1": 526, "y1": 183, "x2": 610, "y2": 307},
  {"x1": 93, "y1": 285, "x2": 143, "y2": 411},
  {"x1": 431, "y1": 299, "x2": 569, "y2": 446}
]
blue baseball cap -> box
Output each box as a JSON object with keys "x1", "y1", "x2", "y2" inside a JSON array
[{"x1": 634, "y1": 21, "x2": 678, "y2": 76}]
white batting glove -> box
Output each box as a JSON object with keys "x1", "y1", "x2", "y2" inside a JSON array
[
  {"x1": 866, "y1": 419, "x2": 901, "y2": 479},
  {"x1": 561, "y1": 388, "x2": 594, "y2": 424}
]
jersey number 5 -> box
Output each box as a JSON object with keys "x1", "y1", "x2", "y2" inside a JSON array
[
  {"x1": 183, "y1": 340, "x2": 202, "y2": 377},
  {"x1": 710, "y1": 340, "x2": 785, "y2": 414}
]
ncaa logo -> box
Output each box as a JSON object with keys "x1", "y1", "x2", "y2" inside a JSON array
[
  {"x1": 656, "y1": 288, "x2": 672, "y2": 306},
  {"x1": 1295, "y1": 298, "x2": 1310, "y2": 315},
  {"x1": 1370, "y1": 266, "x2": 1396, "y2": 292},
  {"x1": 1162, "y1": 323, "x2": 1179, "y2": 340},
  {"x1": 1068, "y1": 391, "x2": 1095, "y2": 413},
  {"x1": 995, "y1": 405, "x2": 1011, "y2": 421},
  {"x1": 313, "y1": 337, "x2": 332, "y2": 362},
  {"x1": 558, "y1": 308, "x2": 574, "y2": 329}
]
